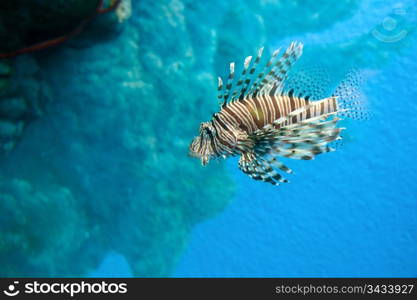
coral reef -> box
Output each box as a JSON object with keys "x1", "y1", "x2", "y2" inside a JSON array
[
  {"x1": 0, "y1": 0, "x2": 127, "y2": 153},
  {"x1": 0, "y1": 0, "x2": 100, "y2": 54},
  {"x1": 0, "y1": 1, "x2": 127, "y2": 59},
  {"x1": 0, "y1": 56, "x2": 51, "y2": 152},
  {"x1": 0, "y1": 0, "x2": 234, "y2": 277},
  {"x1": 0, "y1": 178, "x2": 97, "y2": 276},
  {"x1": 116, "y1": 0, "x2": 132, "y2": 23}
]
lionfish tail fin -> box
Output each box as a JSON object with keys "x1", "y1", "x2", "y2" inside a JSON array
[{"x1": 333, "y1": 70, "x2": 369, "y2": 120}]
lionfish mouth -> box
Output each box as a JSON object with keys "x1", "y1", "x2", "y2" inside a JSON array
[
  {"x1": 188, "y1": 149, "x2": 210, "y2": 166},
  {"x1": 200, "y1": 156, "x2": 209, "y2": 166},
  {"x1": 189, "y1": 136, "x2": 213, "y2": 166}
]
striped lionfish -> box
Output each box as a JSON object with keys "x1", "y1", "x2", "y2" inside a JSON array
[{"x1": 189, "y1": 42, "x2": 365, "y2": 186}]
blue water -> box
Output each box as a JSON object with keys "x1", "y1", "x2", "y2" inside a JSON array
[
  {"x1": 173, "y1": 1, "x2": 417, "y2": 277},
  {"x1": 1, "y1": 0, "x2": 417, "y2": 278},
  {"x1": 89, "y1": 0, "x2": 417, "y2": 278}
]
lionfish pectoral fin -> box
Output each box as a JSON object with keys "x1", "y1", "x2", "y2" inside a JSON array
[
  {"x1": 253, "y1": 114, "x2": 342, "y2": 161},
  {"x1": 238, "y1": 152, "x2": 290, "y2": 186}
]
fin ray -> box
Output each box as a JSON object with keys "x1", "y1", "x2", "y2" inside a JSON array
[
  {"x1": 238, "y1": 152, "x2": 289, "y2": 185},
  {"x1": 218, "y1": 42, "x2": 304, "y2": 107}
]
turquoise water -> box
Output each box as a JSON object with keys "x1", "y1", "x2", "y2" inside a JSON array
[
  {"x1": 175, "y1": 0, "x2": 417, "y2": 277},
  {"x1": 174, "y1": 1, "x2": 417, "y2": 277},
  {"x1": 1, "y1": 0, "x2": 416, "y2": 277}
]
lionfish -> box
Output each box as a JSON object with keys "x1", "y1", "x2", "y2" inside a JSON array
[{"x1": 189, "y1": 42, "x2": 365, "y2": 185}]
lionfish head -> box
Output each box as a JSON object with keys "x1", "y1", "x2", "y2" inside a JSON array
[{"x1": 189, "y1": 122, "x2": 216, "y2": 166}]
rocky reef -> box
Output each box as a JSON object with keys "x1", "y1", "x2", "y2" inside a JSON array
[
  {"x1": 0, "y1": 56, "x2": 50, "y2": 152},
  {"x1": 0, "y1": 0, "x2": 100, "y2": 53},
  {"x1": 0, "y1": 0, "x2": 415, "y2": 277},
  {"x1": 0, "y1": 0, "x2": 125, "y2": 153}
]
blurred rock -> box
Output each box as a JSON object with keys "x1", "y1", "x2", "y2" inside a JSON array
[
  {"x1": 0, "y1": 120, "x2": 22, "y2": 138},
  {"x1": 0, "y1": 97, "x2": 28, "y2": 119},
  {"x1": 0, "y1": 0, "x2": 99, "y2": 53},
  {"x1": 0, "y1": 178, "x2": 97, "y2": 276},
  {"x1": 0, "y1": 0, "x2": 234, "y2": 277},
  {"x1": 0, "y1": 56, "x2": 50, "y2": 153}
]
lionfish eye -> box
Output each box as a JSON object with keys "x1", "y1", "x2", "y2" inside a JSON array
[{"x1": 199, "y1": 123, "x2": 213, "y2": 135}]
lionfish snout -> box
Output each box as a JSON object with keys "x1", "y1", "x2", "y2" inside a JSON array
[
  {"x1": 188, "y1": 137, "x2": 211, "y2": 166},
  {"x1": 188, "y1": 122, "x2": 216, "y2": 166}
]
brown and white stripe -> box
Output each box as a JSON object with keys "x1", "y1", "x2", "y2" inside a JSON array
[{"x1": 189, "y1": 41, "x2": 361, "y2": 186}]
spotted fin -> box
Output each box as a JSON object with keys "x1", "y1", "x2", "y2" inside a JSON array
[
  {"x1": 283, "y1": 67, "x2": 368, "y2": 120},
  {"x1": 282, "y1": 65, "x2": 332, "y2": 100},
  {"x1": 332, "y1": 70, "x2": 368, "y2": 120}
]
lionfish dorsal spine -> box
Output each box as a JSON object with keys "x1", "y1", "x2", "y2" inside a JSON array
[
  {"x1": 236, "y1": 56, "x2": 255, "y2": 101},
  {"x1": 232, "y1": 55, "x2": 252, "y2": 100},
  {"x1": 217, "y1": 76, "x2": 224, "y2": 107},
  {"x1": 221, "y1": 62, "x2": 235, "y2": 107},
  {"x1": 257, "y1": 42, "x2": 304, "y2": 97},
  {"x1": 216, "y1": 42, "x2": 304, "y2": 107}
]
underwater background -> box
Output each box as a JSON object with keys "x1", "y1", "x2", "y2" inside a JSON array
[{"x1": 0, "y1": 0, "x2": 416, "y2": 277}]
